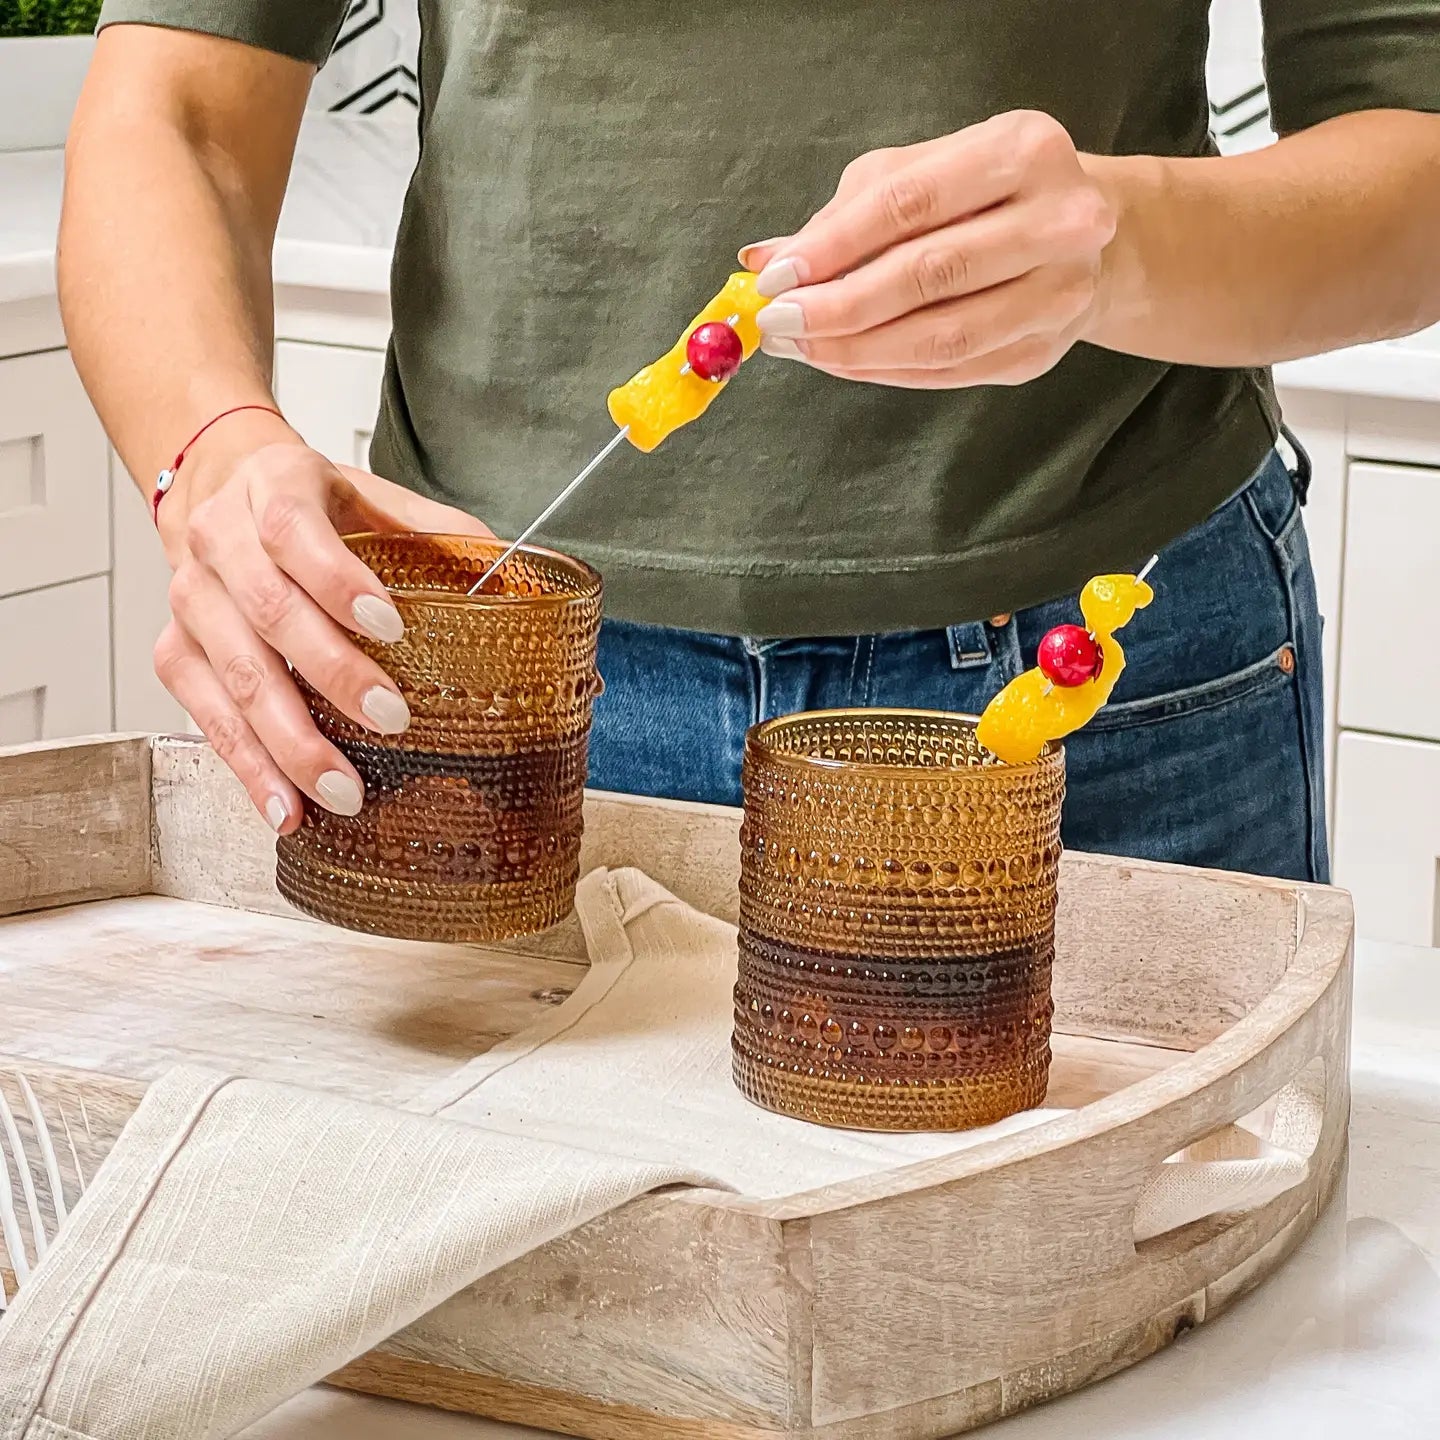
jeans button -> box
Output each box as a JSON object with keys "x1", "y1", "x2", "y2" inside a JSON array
[
  {"x1": 989, "y1": 613, "x2": 1011, "y2": 627},
  {"x1": 1277, "y1": 645, "x2": 1296, "y2": 675}
]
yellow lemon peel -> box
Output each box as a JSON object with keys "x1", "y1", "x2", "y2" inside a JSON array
[
  {"x1": 607, "y1": 272, "x2": 766, "y2": 453},
  {"x1": 975, "y1": 574, "x2": 1155, "y2": 764}
]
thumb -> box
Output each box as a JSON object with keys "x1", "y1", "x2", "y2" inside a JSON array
[
  {"x1": 738, "y1": 235, "x2": 791, "y2": 273},
  {"x1": 739, "y1": 140, "x2": 952, "y2": 274},
  {"x1": 738, "y1": 190, "x2": 854, "y2": 273},
  {"x1": 337, "y1": 465, "x2": 495, "y2": 538},
  {"x1": 743, "y1": 154, "x2": 898, "y2": 272},
  {"x1": 739, "y1": 209, "x2": 835, "y2": 271}
]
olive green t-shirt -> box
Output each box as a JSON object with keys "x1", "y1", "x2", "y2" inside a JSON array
[{"x1": 102, "y1": 0, "x2": 1440, "y2": 635}]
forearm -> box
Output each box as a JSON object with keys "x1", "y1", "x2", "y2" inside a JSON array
[
  {"x1": 1082, "y1": 110, "x2": 1440, "y2": 366},
  {"x1": 57, "y1": 31, "x2": 310, "y2": 509}
]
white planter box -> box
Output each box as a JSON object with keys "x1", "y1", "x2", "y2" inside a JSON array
[{"x1": 0, "y1": 35, "x2": 95, "y2": 154}]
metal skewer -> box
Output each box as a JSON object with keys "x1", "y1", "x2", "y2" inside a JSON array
[
  {"x1": 468, "y1": 426, "x2": 632, "y2": 594},
  {"x1": 469, "y1": 312, "x2": 748, "y2": 596}
]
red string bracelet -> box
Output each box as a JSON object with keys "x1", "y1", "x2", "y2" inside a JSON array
[{"x1": 152, "y1": 404, "x2": 286, "y2": 526}]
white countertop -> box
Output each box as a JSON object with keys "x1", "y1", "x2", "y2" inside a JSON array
[
  {"x1": 3, "y1": 114, "x2": 1439, "y2": 402},
  {"x1": 233, "y1": 937, "x2": 1440, "y2": 1440},
  {"x1": 0, "y1": 113, "x2": 411, "y2": 307}
]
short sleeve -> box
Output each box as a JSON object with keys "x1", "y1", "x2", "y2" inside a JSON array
[
  {"x1": 1262, "y1": 0, "x2": 1440, "y2": 133},
  {"x1": 97, "y1": 0, "x2": 350, "y2": 68}
]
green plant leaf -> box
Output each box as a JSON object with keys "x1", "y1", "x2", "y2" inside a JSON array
[{"x1": 0, "y1": 0, "x2": 104, "y2": 38}]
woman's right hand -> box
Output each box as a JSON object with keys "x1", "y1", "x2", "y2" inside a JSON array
[{"x1": 152, "y1": 419, "x2": 492, "y2": 834}]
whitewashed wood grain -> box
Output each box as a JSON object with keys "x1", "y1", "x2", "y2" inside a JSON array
[{"x1": 0, "y1": 734, "x2": 150, "y2": 917}]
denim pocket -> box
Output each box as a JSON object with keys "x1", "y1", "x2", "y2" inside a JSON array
[
  {"x1": 1243, "y1": 455, "x2": 1304, "y2": 569},
  {"x1": 1061, "y1": 648, "x2": 1320, "y2": 881},
  {"x1": 1078, "y1": 451, "x2": 1300, "y2": 726},
  {"x1": 1086, "y1": 646, "x2": 1293, "y2": 731},
  {"x1": 1048, "y1": 449, "x2": 1299, "y2": 715}
]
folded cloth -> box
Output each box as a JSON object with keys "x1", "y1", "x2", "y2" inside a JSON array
[
  {"x1": 0, "y1": 1067, "x2": 689, "y2": 1440},
  {"x1": 414, "y1": 866, "x2": 1069, "y2": 1185},
  {"x1": 0, "y1": 868, "x2": 1316, "y2": 1439}
]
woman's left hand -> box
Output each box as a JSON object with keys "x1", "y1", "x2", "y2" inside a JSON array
[{"x1": 741, "y1": 111, "x2": 1118, "y2": 388}]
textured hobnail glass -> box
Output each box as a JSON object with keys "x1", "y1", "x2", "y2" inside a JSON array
[
  {"x1": 275, "y1": 533, "x2": 602, "y2": 943},
  {"x1": 733, "y1": 709, "x2": 1065, "y2": 1132}
]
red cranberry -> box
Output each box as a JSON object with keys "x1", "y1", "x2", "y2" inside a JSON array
[
  {"x1": 686, "y1": 321, "x2": 744, "y2": 382},
  {"x1": 1037, "y1": 624, "x2": 1104, "y2": 687}
]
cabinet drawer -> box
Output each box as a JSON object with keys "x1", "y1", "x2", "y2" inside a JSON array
[
  {"x1": 0, "y1": 350, "x2": 109, "y2": 598},
  {"x1": 0, "y1": 576, "x2": 112, "y2": 746},
  {"x1": 1338, "y1": 462, "x2": 1440, "y2": 743},
  {"x1": 1333, "y1": 731, "x2": 1440, "y2": 948},
  {"x1": 274, "y1": 341, "x2": 386, "y2": 470},
  {"x1": 1348, "y1": 395, "x2": 1440, "y2": 469}
]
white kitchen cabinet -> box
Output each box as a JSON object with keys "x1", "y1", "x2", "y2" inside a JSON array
[
  {"x1": 1338, "y1": 462, "x2": 1440, "y2": 745},
  {"x1": 0, "y1": 348, "x2": 109, "y2": 599},
  {"x1": 274, "y1": 341, "x2": 386, "y2": 470},
  {"x1": 1347, "y1": 395, "x2": 1440, "y2": 469},
  {"x1": 1334, "y1": 732, "x2": 1440, "y2": 948},
  {"x1": 0, "y1": 576, "x2": 112, "y2": 746}
]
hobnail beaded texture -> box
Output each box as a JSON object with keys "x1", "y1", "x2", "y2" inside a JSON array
[
  {"x1": 733, "y1": 709, "x2": 1064, "y2": 1132},
  {"x1": 275, "y1": 533, "x2": 602, "y2": 943}
]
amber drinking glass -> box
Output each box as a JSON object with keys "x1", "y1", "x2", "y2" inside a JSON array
[
  {"x1": 733, "y1": 709, "x2": 1065, "y2": 1131},
  {"x1": 275, "y1": 533, "x2": 602, "y2": 943}
]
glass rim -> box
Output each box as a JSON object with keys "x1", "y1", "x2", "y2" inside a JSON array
[
  {"x1": 745, "y1": 706, "x2": 1062, "y2": 779},
  {"x1": 342, "y1": 531, "x2": 603, "y2": 610}
]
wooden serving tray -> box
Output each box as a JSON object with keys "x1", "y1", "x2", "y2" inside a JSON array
[{"x1": 0, "y1": 735, "x2": 1353, "y2": 1439}]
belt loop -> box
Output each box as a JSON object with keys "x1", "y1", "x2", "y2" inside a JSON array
[
  {"x1": 946, "y1": 622, "x2": 994, "y2": 671},
  {"x1": 1278, "y1": 423, "x2": 1312, "y2": 506}
]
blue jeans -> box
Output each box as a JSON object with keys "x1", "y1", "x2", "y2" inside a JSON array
[{"x1": 589, "y1": 446, "x2": 1330, "y2": 884}]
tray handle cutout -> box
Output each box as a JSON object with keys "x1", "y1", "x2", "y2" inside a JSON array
[{"x1": 1132, "y1": 1056, "x2": 1325, "y2": 1243}]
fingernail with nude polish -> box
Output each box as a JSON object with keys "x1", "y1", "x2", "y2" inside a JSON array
[
  {"x1": 761, "y1": 337, "x2": 806, "y2": 360},
  {"x1": 361, "y1": 686, "x2": 411, "y2": 734},
  {"x1": 757, "y1": 301, "x2": 806, "y2": 339},
  {"x1": 352, "y1": 593, "x2": 405, "y2": 644},
  {"x1": 756, "y1": 256, "x2": 807, "y2": 298},
  {"x1": 316, "y1": 771, "x2": 365, "y2": 817},
  {"x1": 264, "y1": 795, "x2": 290, "y2": 833}
]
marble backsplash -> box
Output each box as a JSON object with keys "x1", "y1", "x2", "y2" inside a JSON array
[
  {"x1": 1207, "y1": 0, "x2": 1275, "y2": 153},
  {"x1": 308, "y1": 0, "x2": 420, "y2": 119},
  {"x1": 311, "y1": 1, "x2": 1274, "y2": 153}
]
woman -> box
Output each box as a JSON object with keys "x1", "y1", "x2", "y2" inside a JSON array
[{"x1": 61, "y1": 1, "x2": 1440, "y2": 882}]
